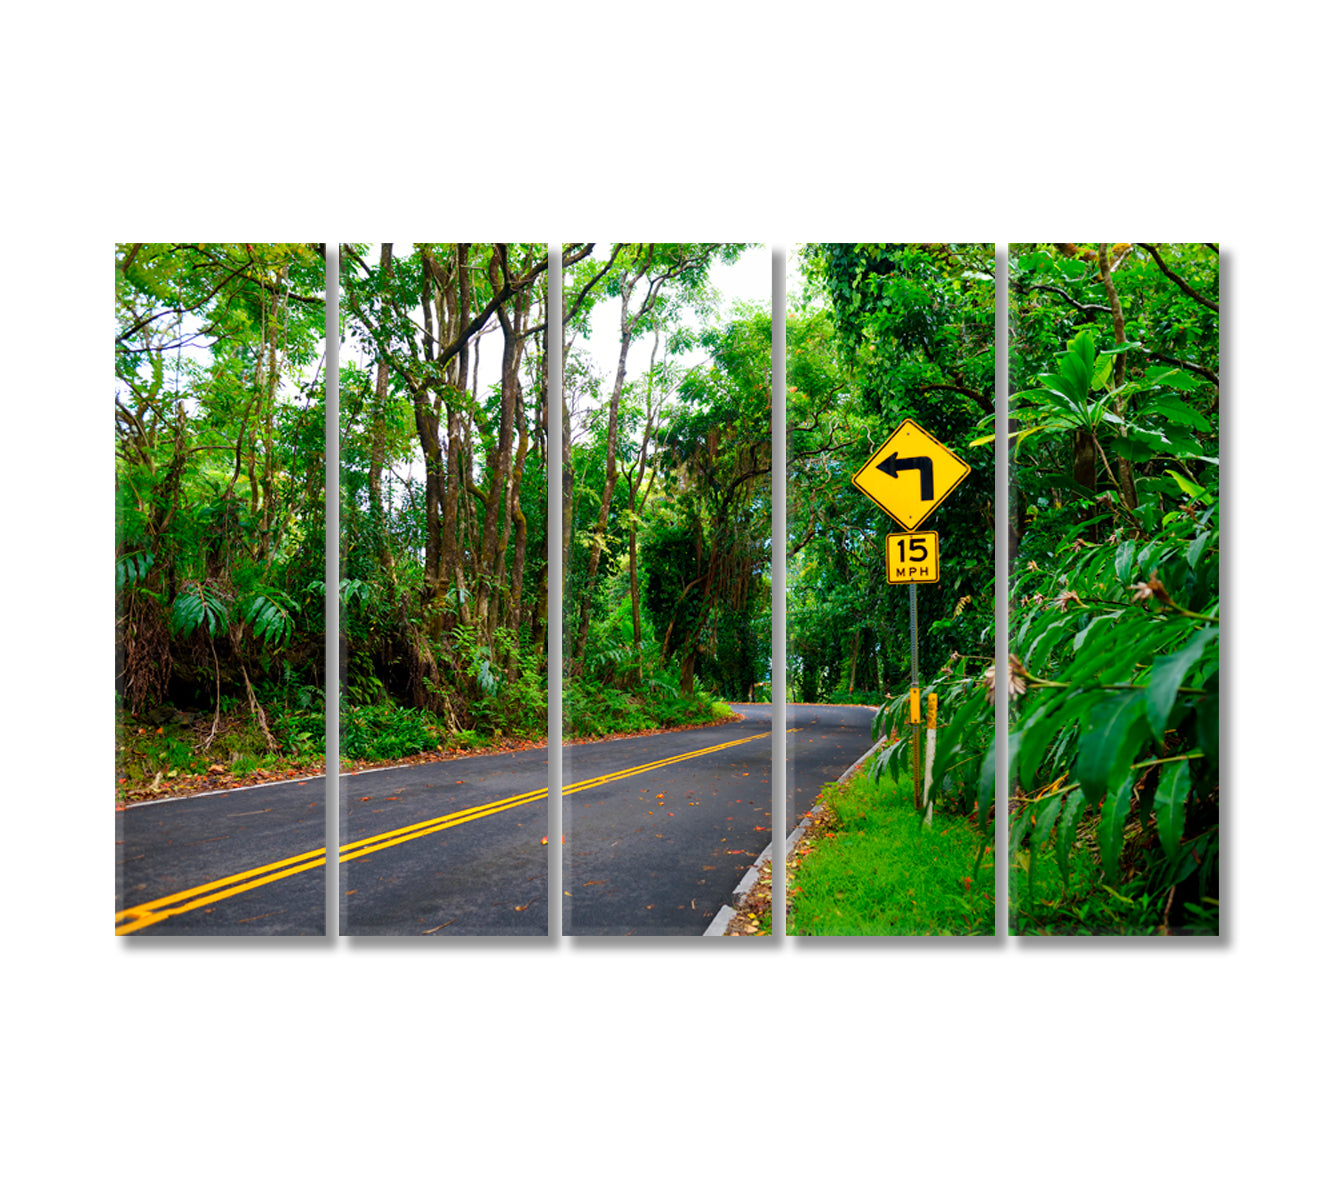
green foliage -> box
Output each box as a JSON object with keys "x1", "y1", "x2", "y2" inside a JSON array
[
  {"x1": 272, "y1": 706, "x2": 324, "y2": 757},
  {"x1": 1007, "y1": 245, "x2": 1219, "y2": 933},
  {"x1": 872, "y1": 663, "x2": 994, "y2": 827},
  {"x1": 341, "y1": 702, "x2": 443, "y2": 762},
  {"x1": 790, "y1": 246, "x2": 996, "y2": 705},
  {"x1": 117, "y1": 243, "x2": 328, "y2": 718},
  {"x1": 562, "y1": 674, "x2": 723, "y2": 740},
  {"x1": 116, "y1": 551, "x2": 155, "y2": 590},
  {"x1": 238, "y1": 589, "x2": 296, "y2": 646},
  {"x1": 171, "y1": 581, "x2": 229, "y2": 639},
  {"x1": 1009, "y1": 512, "x2": 1219, "y2": 907}
]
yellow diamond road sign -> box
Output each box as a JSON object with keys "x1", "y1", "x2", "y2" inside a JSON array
[{"x1": 852, "y1": 418, "x2": 971, "y2": 530}]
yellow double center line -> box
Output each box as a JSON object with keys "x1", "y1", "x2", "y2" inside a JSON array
[{"x1": 115, "y1": 730, "x2": 770, "y2": 934}]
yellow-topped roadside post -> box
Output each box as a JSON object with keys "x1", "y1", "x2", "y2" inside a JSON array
[{"x1": 852, "y1": 418, "x2": 970, "y2": 811}]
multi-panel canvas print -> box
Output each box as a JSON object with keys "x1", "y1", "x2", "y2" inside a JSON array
[
  {"x1": 1006, "y1": 243, "x2": 1220, "y2": 936},
  {"x1": 560, "y1": 243, "x2": 774, "y2": 936},
  {"x1": 785, "y1": 244, "x2": 998, "y2": 936},
  {"x1": 115, "y1": 243, "x2": 329, "y2": 935},
  {"x1": 337, "y1": 244, "x2": 550, "y2": 936},
  {"x1": 115, "y1": 241, "x2": 1218, "y2": 940}
]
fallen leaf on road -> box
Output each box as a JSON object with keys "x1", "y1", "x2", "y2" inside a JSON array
[
  {"x1": 584, "y1": 880, "x2": 607, "y2": 886},
  {"x1": 541, "y1": 836, "x2": 549, "y2": 844}
]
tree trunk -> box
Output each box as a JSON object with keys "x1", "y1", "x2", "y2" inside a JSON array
[
  {"x1": 1098, "y1": 242, "x2": 1138, "y2": 512},
  {"x1": 571, "y1": 278, "x2": 637, "y2": 669}
]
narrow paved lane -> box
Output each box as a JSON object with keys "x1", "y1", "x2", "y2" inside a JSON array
[
  {"x1": 786, "y1": 704, "x2": 878, "y2": 834},
  {"x1": 116, "y1": 740, "x2": 554, "y2": 936},
  {"x1": 116, "y1": 703, "x2": 878, "y2": 938},
  {"x1": 340, "y1": 746, "x2": 549, "y2": 936},
  {"x1": 564, "y1": 707, "x2": 773, "y2": 936},
  {"x1": 116, "y1": 776, "x2": 327, "y2": 936}
]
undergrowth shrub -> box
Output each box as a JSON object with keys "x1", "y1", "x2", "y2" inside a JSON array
[{"x1": 341, "y1": 702, "x2": 442, "y2": 761}]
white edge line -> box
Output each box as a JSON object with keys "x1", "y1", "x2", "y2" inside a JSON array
[{"x1": 120, "y1": 772, "x2": 327, "y2": 807}]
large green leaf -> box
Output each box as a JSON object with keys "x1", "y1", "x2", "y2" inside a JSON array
[
  {"x1": 1153, "y1": 759, "x2": 1191, "y2": 853},
  {"x1": 116, "y1": 551, "x2": 154, "y2": 589},
  {"x1": 1015, "y1": 689, "x2": 1103, "y2": 791},
  {"x1": 1114, "y1": 540, "x2": 1136, "y2": 583},
  {"x1": 1063, "y1": 330, "x2": 1096, "y2": 398},
  {"x1": 1076, "y1": 690, "x2": 1148, "y2": 802},
  {"x1": 1071, "y1": 612, "x2": 1117, "y2": 655},
  {"x1": 1032, "y1": 787, "x2": 1066, "y2": 848},
  {"x1": 1187, "y1": 528, "x2": 1214, "y2": 570},
  {"x1": 1027, "y1": 612, "x2": 1078, "y2": 673},
  {"x1": 1097, "y1": 774, "x2": 1135, "y2": 883},
  {"x1": 171, "y1": 582, "x2": 228, "y2": 639},
  {"x1": 1141, "y1": 397, "x2": 1212, "y2": 432},
  {"x1": 1055, "y1": 786, "x2": 1088, "y2": 887},
  {"x1": 1146, "y1": 626, "x2": 1219, "y2": 740},
  {"x1": 241, "y1": 591, "x2": 295, "y2": 647}
]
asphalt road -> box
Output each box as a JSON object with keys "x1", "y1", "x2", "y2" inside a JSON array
[
  {"x1": 340, "y1": 746, "x2": 548, "y2": 936},
  {"x1": 785, "y1": 703, "x2": 879, "y2": 834},
  {"x1": 117, "y1": 744, "x2": 552, "y2": 937},
  {"x1": 563, "y1": 705, "x2": 774, "y2": 936},
  {"x1": 115, "y1": 703, "x2": 876, "y2": 938},
  {"x1": 116, "y1": 775, "x2": 328, "y2": 936}
]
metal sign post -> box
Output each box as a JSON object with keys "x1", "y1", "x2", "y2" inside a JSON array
[{"x1": 909, "y1": 581, "x2": 921, "y2": 810}]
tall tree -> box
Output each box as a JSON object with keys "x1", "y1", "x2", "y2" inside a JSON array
[{"x1": 115, "y1": 243, "x2": 326, "y2": 729}]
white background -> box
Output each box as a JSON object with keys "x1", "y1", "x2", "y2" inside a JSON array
[{"x1": 7, "y1": 3, "x2": 1327, "y2": 1197}]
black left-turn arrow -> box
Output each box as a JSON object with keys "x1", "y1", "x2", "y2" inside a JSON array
[{"x1": 877, "y1": 451, "x2": 934, "y2": 501}]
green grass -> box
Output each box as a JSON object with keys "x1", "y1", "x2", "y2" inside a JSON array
[
  {"x1": 787, "y1": 771, "x2": 994, "y2": 936},
  {"x1": 115, "y1": 707, "x2": 326, "y2": 802}
]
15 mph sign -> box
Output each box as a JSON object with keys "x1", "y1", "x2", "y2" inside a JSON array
[
  {"x1": 852, "y1": 418, "x2": 971, "y2": 530},
  {"x1": 886, "y1": 531, "x2": 939, "y2": 584}
]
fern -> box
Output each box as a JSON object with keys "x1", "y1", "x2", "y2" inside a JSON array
[
  {"x1": 171, "y1": 581, "x2": 228, "y2": 638},
  {"x1": 116, "y1": 550, "x2": 154, "y2": 589},
  {"x1": 239, "y1": 590, "x2": 295, "y2": 646}
]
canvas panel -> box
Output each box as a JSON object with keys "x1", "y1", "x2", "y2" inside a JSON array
[{"x1": 114, "y1": 243, "x2": 329, "y2": 936}]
